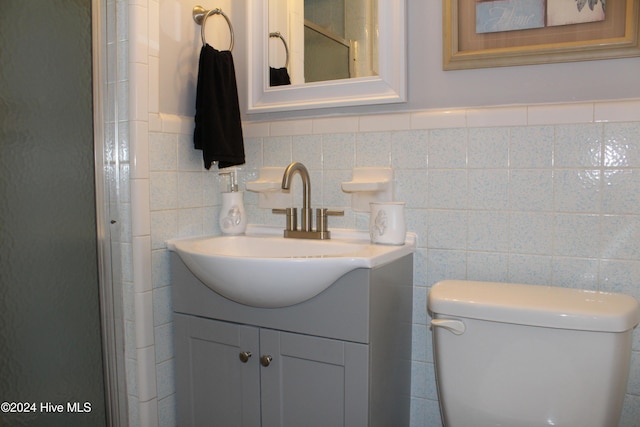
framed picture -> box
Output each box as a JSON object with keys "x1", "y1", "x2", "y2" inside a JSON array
[{"x1": 443, "y1": 0, "x2": 640, "y2": 69}]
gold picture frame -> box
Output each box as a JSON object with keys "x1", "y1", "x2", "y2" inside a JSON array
[{"x1": 444, "y1": 0, "x2": 640, "y2": 70}]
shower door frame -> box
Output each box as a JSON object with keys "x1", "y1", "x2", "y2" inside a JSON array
[{"x1": 92, "y1": 0, "x2": 129, "y2": 425}]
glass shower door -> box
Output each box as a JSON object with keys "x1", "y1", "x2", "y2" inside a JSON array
[{"x1": 0, "y1": 1, "x2": 107, "y2": 425}]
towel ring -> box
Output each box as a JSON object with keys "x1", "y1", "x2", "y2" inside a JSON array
[
  {"x1": 192, "y1": 5, "x2": 234, "y2": 51},
  {"x1": 269, "y1": 32, "x2": 289, "y2": 69}
]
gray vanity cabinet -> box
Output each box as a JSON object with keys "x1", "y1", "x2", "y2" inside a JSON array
[
  {"x1": 172, "y1": 252, "x2": 413, "y2": 427},
  {"x1": 174, "y1": 314, "x2": 368, "y2": 427},
  {"x1": 259, "y1": 328, "x2": 369, "y2": 427},
  {"x1": 174, "y1": 314, "x2": 261, "y2": 426}
]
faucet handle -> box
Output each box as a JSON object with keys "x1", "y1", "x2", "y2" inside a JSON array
[
  {"x1": 272, "y1": 207, "x2": 297, "y2": 231},
  {"x1": 316, "y1": 208, "x2": 344, "y2": 233}
]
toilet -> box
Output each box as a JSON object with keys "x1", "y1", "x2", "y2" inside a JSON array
[{"x1": 427, "y1": 280, "x2": 640, "y2": 427}]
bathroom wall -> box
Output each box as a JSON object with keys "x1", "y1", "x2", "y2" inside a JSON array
[
  {"x1": 145, "y1": 102, "x2": 640, "y2": 427},
  {"x1": 157, "y1": 0, "x2": 640, "y2": 119},
  {"x1": 123, "y1": 0, "x2": 640, "y2": 426}
]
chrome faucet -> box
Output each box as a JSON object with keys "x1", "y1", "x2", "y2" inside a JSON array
[{"x1": 274, "y1": 162, "x2": 343, "y2": 239}]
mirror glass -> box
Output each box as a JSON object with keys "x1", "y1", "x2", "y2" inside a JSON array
[
  {"x1": 248, "y1": 0, "x2": 405, "y2": 113},
  {"x1": 267, "y1": 0, "x2": 378, "y2": 86}
]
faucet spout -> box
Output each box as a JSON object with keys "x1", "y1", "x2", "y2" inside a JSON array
[{"x1": 281, "y1": 162, "x2": 312, "y2": 231}]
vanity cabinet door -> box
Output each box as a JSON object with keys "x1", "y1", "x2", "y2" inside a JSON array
[
  {"x1": 259, "y1": 329, "x2": 369, "y2": 427},
  {"x1": 174, "y1": 313, "x2": 261, "y2": 427}
]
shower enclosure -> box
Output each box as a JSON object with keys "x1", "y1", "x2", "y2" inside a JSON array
[
  {"x1": 0, "y1": 0, "x2": 127, "y2": 425},
  {"x1": 302, "y1": 0, "x2": 376, "y2": 82}
]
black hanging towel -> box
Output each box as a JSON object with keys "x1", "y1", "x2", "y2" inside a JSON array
[
  {"x1": 194, "y1": 44, "x2": 245, "y2": 170},
  {"x1": 270, "y1": 66, "x2": 291, "y2": 86}
]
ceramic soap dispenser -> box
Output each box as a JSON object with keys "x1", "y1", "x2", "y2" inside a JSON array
[{"x1": 218, "y1": 169, "x2": 247, "y2": 235}]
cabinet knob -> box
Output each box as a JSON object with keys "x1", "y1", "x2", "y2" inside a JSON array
[
  {"x1": 239, "y1": 351, "x2": 252, "y2": 363},
  {"x1": 260, "y1": 355, "x2": 273, "y2": 367}
]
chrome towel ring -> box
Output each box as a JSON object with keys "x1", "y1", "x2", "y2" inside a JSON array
[
  {"x1": 192, "y1": 5, "x2": 234, "y2": 51},
  {"x1": 269, "y1": 32, "x2": 289, "y2": 68}
]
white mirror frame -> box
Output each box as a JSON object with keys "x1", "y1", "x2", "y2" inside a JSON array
[{"x1": 247, "y1": 0, "x2": 406, "y2": 113}]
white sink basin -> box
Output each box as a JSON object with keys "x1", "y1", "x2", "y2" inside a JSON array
[{"x1": 167, "y1": 225, "x2": 415, "y2": 308}]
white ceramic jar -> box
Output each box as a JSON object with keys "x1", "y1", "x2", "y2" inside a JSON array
[{"x1": 369, "y1": 202, "x2": 406, "y2": 245}]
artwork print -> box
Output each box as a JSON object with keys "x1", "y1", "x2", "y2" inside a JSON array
[{"x1": 476, "y1": 0, "x2": 606, "y2": 34}]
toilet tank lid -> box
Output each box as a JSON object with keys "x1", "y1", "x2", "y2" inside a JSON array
[{"x1": 427, "y1": 280, "x2": 640, "y2": 332}]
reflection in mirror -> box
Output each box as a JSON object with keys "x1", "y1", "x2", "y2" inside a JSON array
[
  {"x1": 269, "y1": 32, "x2": 291, "y2": 86},
  {"x1": 268, "y1": 0, "x2": 378, "y2": 85},
  {"x1": 249, "y1": 0, "x2": 405, "y2": 113}
]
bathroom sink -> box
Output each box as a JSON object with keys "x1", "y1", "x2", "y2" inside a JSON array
[{"x1": 167, "y1": 225, "x2": 415, "y2": 308}]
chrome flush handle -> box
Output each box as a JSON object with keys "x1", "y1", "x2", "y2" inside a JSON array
[{"x1": 431, "y1": 318, "x2": 466, "y2": 335}]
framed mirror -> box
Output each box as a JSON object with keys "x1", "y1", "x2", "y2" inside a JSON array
[{"x1": 248, "y1": 0, "x2": 406, "y2": 113}]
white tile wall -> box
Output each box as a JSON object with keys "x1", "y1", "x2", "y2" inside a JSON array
[
  {"x1": 133, "y1": 101, "x2": 640, "y2": 427},
  {"x1": 126, "y1": 1, "x2": 155, "y2": 426}
]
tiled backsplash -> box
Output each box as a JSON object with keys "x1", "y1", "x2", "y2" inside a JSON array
[{"x1": 143, "y1": 100, "x2": 640, "y2": 427}]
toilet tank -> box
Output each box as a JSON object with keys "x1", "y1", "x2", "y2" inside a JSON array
[{"x1": 427, "y1": 280, "x2": 640, "y2": 427}]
